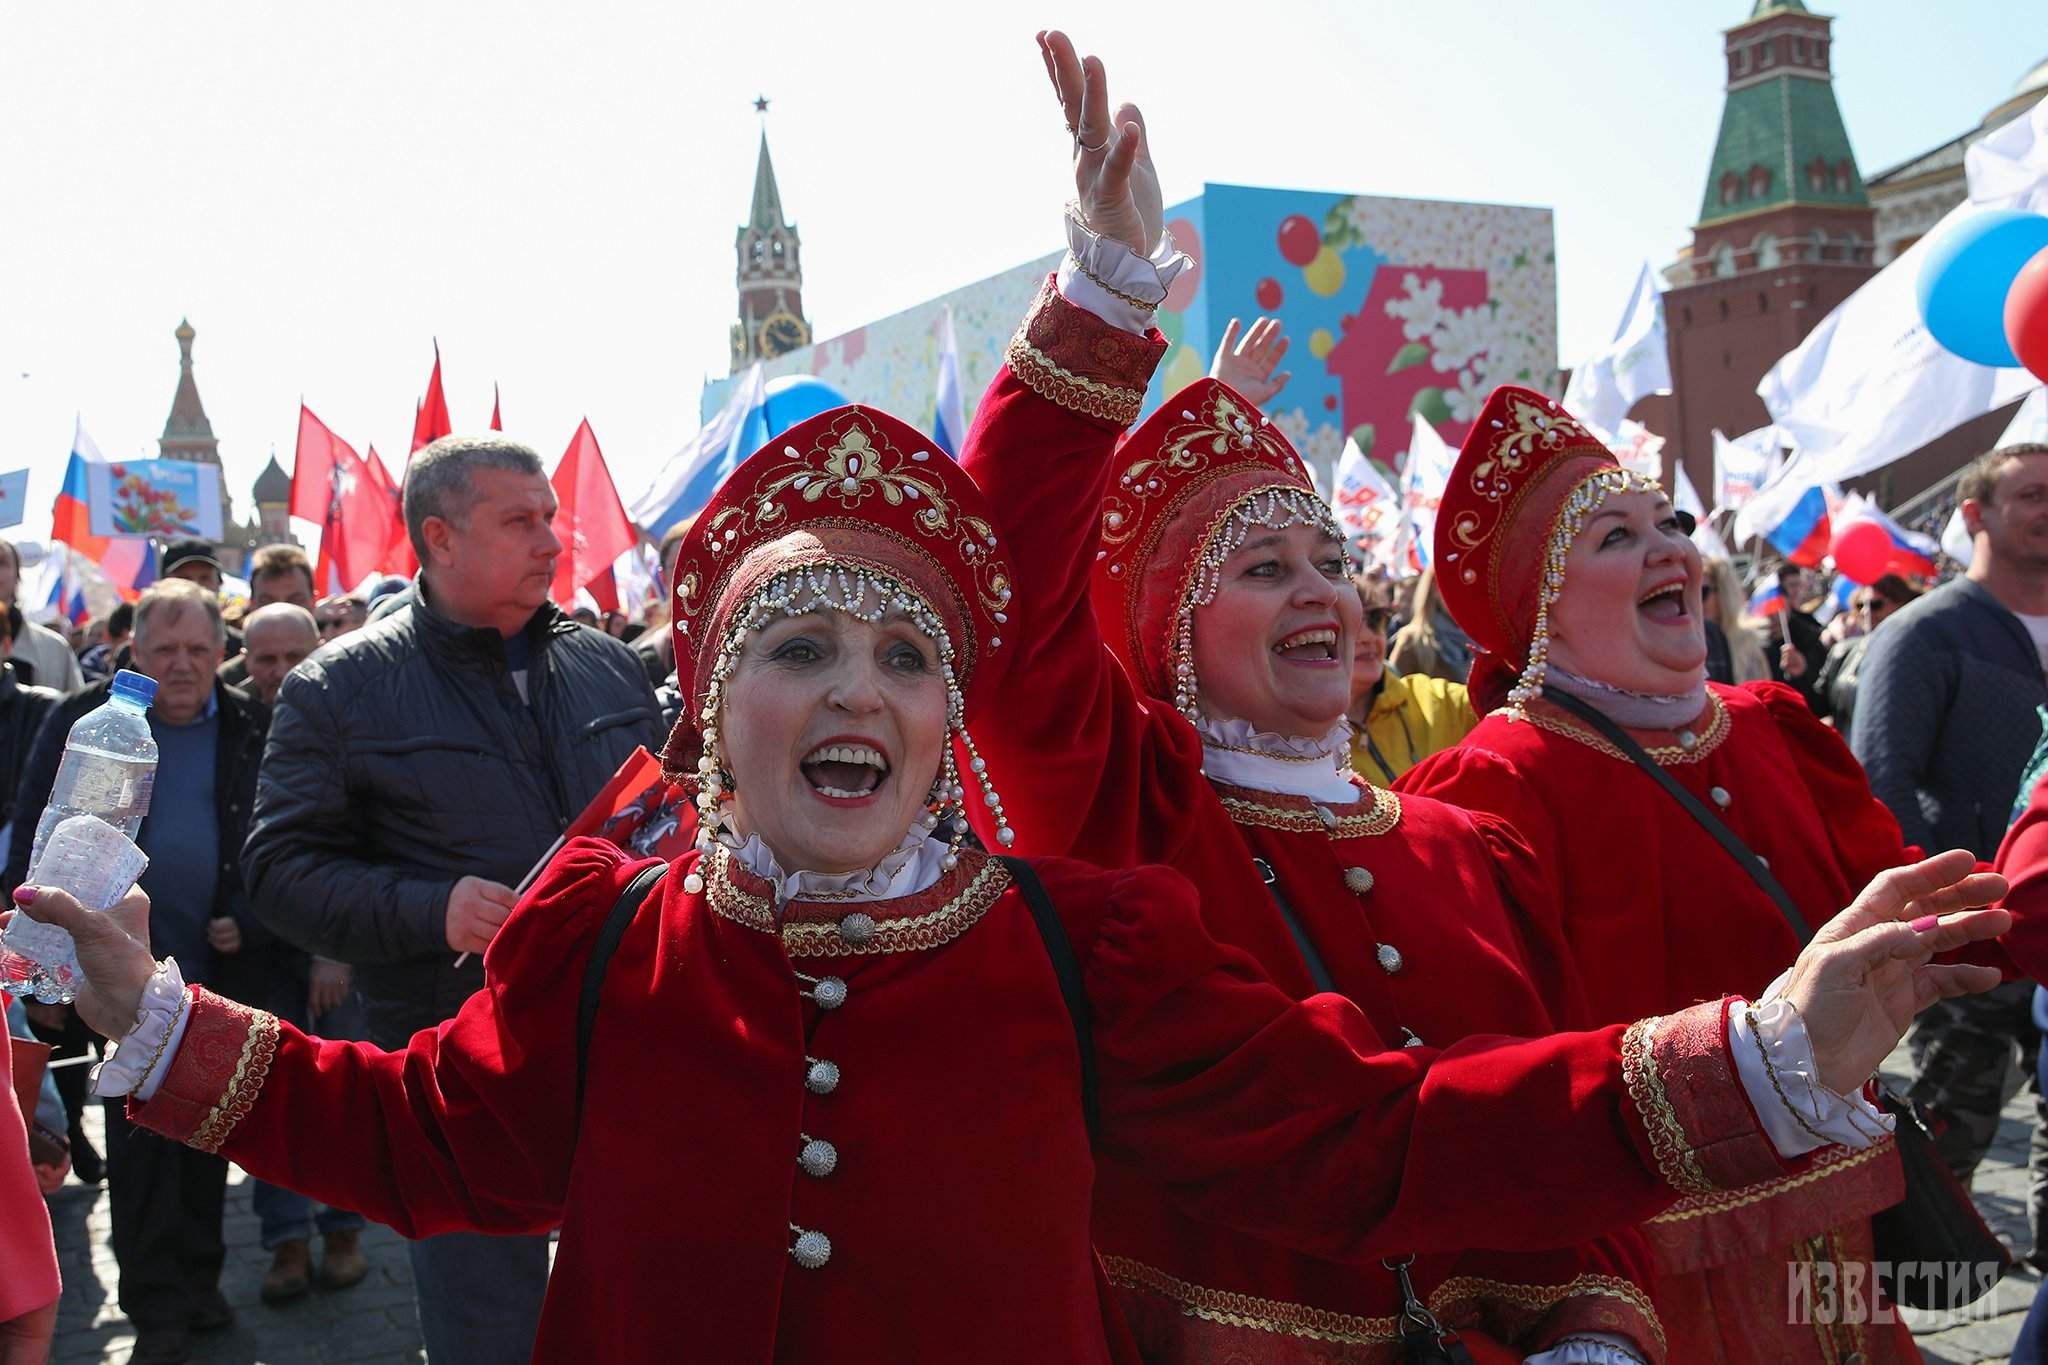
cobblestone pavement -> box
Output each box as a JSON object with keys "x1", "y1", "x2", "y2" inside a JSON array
[{"x1": 39, "y1": 1044, "x2": 2047, "y2": 1362}]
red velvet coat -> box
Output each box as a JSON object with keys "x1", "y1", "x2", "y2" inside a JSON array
[
  {"x1": 955, "y1": 281, "x2": 1790, "y2": 1361},
  {"x1": 131, "y1": 840, "x2": 1780, "y2": 1364},
  {"x1": 1399, "y1": 684, "x2": 1910, "y2": 1279}
]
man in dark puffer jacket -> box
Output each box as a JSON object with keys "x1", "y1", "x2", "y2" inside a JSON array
[{"x1": 242, "y1": 435, "x2": 661, "y2": 1365}]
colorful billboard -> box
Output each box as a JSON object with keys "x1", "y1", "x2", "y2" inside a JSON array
[{"x1": 702, "y1": 183, "x2": 1557, "y2": 493}]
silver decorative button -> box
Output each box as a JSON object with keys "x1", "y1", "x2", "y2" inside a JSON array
[
  {"x1": 1313, "y1": 805, "x2": 1338, "y2": 830},
  {"x1": 1376, "y1": 943, "x2": 1404, "y2": 975},
  {"x1": 799, "y1": 1137, "x2": 838, "y2": 1178},
  {"x1": 1400, "y1": 1027, "x2": 1425, "y2": 1049},
  {"x1": 837, "y1": 912, "x2": 878, "y2": 946},
  {"x1": 1344, "y1": 867, "x2": 1375, "y2": 895},
  {"x1": 811, "y1": 976, "x2": 848, "y2": 1010},
  {"x1": 790, "y1": 1227, "x2": 832, "y2": 1270},
  {"x1": 1710, "y1": 786, "x2": 1731, "y2": 809},
  {"x1": 805, "y1": 1058, "x2": 840, "y2": 1095},
  {"x1": 1679, "y1": 730, "x2": 1699, "y2": 751}
]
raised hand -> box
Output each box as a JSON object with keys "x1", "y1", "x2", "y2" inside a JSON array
[
  {"x1": 1781, "y1": 850, "x2": 2010, "y2": 1094},
  {"x1": 6, "y1": 885, "x2": 156, "y2": 1043},
  {"x1": 1037, "y1": 30, "x2": 1160, "y2": 255},
  {"x1": 1210, "y1": 318, "x2": 1294, "y2": 405}
]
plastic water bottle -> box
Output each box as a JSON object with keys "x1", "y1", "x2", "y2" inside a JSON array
[{"x1": 0, "y1": 670, "x2": 159, "y2": 1003}]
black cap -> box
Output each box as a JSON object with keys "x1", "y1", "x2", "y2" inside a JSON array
[{"x1": 161, "y1": 538, "x2": 224, "y2": 575}]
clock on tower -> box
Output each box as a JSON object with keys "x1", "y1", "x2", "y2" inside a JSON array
[{"x1": 731, "y1": 105, "x2": 810, "y2": 372}]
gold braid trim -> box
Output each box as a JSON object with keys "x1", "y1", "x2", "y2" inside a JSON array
[
  {"x1": 1005, "y1": 333, "x2": 1146, "y2": 426},
  {"x1": 784, "y1": 859, "x2": 1010, "y2": 957},
  {"x1": 190, "y1": 1006, "x2": 280, "y2": 1155},
  {"x1": 705, "y1": 846, "x2": 1014, "y2": 956},
  {"x1": 1506, "y1": 693, "x2": 1732, "y2": 767},
  {"x1": 1646, "y1": 1139, "x2": 1892, "y2": 1224},
  {"x1": 1102, "y1": 1256, "x2": 1664, "y2": 1352},
  {"x1": 1215, "y1": 784, "x2": 1402, "y2": 838},
  {"x1": 1621, "y1": 1015, "x2": 1714, "y2": 1196}
]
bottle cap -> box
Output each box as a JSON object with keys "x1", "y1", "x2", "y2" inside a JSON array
[{"x1": 110, "y1": 670, "x2": 158, "y2": 708}]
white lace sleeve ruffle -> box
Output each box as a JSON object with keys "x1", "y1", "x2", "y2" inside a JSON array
[
  {"x1": 90, "y1": 957, "x2": 192, "y2": 1102},
  {"x1": 1729, "y1": 972, "x2": 1893, "y2": 1158},
  {"x1": 1055, "y1": 211, "x2": 1192, "y2": 334},
  {"x1": 1525, "y1": 1332, "x2": 1650, "y2": 1365}
]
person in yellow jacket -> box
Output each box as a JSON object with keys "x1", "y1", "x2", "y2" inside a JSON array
[{"x1": 1347, "y1": 580, "x2": 1478, "y2": 784}]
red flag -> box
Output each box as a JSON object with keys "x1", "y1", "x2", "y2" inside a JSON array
[
  {"x1": 489, "y1": 384, "x2": 502, "y2": 431},
  {"x1": 292, "y1": 406, "x2": 395, "y2": 594},
  {"x1": 411, "y1": 345, "x2": 452, "y2": 453},
  {"x1": 550, "y1": 419, "x2": 635, "y2": 611},
  {"x1": 361, "y1": 444, "x2": 408, "y2": 579},
  {"x1": 387, "y1": 346, "x2": 448, "y2": 578}
]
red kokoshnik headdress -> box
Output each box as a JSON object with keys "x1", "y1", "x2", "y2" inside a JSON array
[
  {"x1": 1090, "y1": 378, "x2": 1342, "y2": 720},
  {"x1": 1433, "y1": 384, "x2": 1661, "y2": 715},
  {"x1": 662, "y1": 404, "x2": 1019, "y2": 861}
]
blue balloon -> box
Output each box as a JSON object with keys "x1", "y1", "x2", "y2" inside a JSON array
[
  {"x1": 1917, "y1": 208, "x2": 2048, "y2": 366},
  {"x1": 756, "y1": 375, "x2": 849, "y2": 439}
]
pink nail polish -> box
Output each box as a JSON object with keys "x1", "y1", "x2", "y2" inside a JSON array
[
  {"x1": 11, "y1": 886, "x2": 36, "y2": 905},
  {"x1": 1911, "y1": 914, "x2": 1941, "y2": 933}
]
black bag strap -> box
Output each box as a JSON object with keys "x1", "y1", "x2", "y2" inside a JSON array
[
  {"x1": 1540, "y1": 686, "x2": 1812, "y2": 946},
  {"x1": 573, "y1": 862, "x2": 670, "y2": 1127},
  {"x1": 997, "y1": 855, "x2": 1101, "y2": 1144},
  {"x1": 1253, "y1": 857, "x2": 1339, "y2": 993}
]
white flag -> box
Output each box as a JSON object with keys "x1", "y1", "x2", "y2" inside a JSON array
[
  {"x1": 628, "y1": 364, "x2": 768, "y2": 543},
  {"x1": 1561, "y1": 263, "x2": 1672, "y2": 440},
  {"x1": 1330, "y1": 436, "x2": 1401, "y2": 571},
  {"x1": 1998, "y1": 386, "x2": 2048, "y2": 446},
  {"x1": 1711, "y1": 426, "x2": 1782, "y2": 514},
  {"x1": 1611, "y1": 419, "x2": 1666, "y2": 480},
  {"x1": 1396, "y1": 413, "x2": 1460, "y2": 573},
  {"x1": 1757, "y1": 97, "x2": 2048, "y2": 490},
  {"x1": 1673, "y1": 461, "x2": 1729, "y2": 560},
  {"x1": 1965, "y1": 95, "x2": 2048, "y2": 215}
]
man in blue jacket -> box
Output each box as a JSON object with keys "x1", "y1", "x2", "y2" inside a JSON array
[{"x1": 1853, "y1": 442, "x2": 2048, "y2": 1203}]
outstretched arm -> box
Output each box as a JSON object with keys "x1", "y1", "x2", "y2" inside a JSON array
[
  {"x1": 961, "y1": 32, "x2": 1198, "y2": 862},
  {"x1": 1087, "y1": 852, "x2": 2009, "y2": 1259},
  {"x1": 14, "y1": 840, "x2": 648, "y2": 1237}
]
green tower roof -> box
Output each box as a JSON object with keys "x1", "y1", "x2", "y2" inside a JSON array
[
  {"x1": 1750, "y1": 0, "x2": 1808, "y2": 16},
  {"x1": 1697, "y1": 69, "x2": 1867, "y2": 225}
]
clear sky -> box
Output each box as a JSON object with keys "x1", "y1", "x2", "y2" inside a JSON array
[{"x1": 4, "y1": 2, "x2": 2043, "y2": 544}]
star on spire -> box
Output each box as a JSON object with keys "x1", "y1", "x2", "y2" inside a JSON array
[{"x1": 753, "y1": 95, "x2": 770, "y2": 115}]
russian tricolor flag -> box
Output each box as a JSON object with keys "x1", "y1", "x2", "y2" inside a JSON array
[
  {"x1": 1838, "y1": 498, "x2": 1941, "y2": 581},
  {"x1": 51, "y1": 418, "x2": 110, "y2": 561},
  {"x1": 1745, "y1": 580, "x2": 1787, "y2": 617},
  {"x1": 50, "y1": 419, "x2": 161, "y2": 603},
  {"x1": 1762, "y1": 485, "x2": 1832, "y2": 567}
]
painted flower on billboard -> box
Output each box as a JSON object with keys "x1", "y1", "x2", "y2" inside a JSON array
[{"x1": 108, "y1": 464, "x2": 204, "y2": 536}]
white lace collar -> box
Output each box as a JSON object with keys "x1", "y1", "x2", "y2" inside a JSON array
[
  {"x1": 724, "y1": 824, "x2": 951, "y2": 907},
  {"x1": 1193, "y1": 713, "x2": 1363, "y2": 803}
]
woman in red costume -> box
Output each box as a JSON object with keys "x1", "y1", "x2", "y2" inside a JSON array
[
  {"x1": 1398, "y1": 385, "x2": 1950, "y2": 1362},
  {"x1": 7, "y1": 396, "x2": 2004, "y2": 1363},
  {"x1": 948, "y1": 28, "x2": 2005, "y2": 1365}
]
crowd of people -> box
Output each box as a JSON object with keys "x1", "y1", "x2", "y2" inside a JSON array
[{"x1": 1, "y1": 28, "x2": 2046, "y2": 1365}]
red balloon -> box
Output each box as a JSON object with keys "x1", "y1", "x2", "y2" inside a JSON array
[
  {"x1": 2005, "y1": 245, "x2": 2048, "y2": 383},
  {"x1": 1277, "y1": 214, "x2": 1321, "y2": 267},
  {"x1": 1256, "y1": 277, "x2": 1284, "y2": 310},
  {"x1": 1830, "y1": 519, "x2": 1893, "y2": 585}
]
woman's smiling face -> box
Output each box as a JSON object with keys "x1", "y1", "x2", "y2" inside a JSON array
[
  {"x1": 1545, "y1": 490, "x2": 1708, "y2": 695},
  {"x1": 719, "y1": 593, "x2": 948, "y2": 874}
]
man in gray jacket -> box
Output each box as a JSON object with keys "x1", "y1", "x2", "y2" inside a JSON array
[
  {"x1": 1852, "y1": 443, "x2": 2048, "y2": 1197},
  {"x1": 243, "y1": 436, "x2": 662, "y2": 1365}
]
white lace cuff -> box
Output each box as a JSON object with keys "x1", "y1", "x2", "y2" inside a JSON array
[
  {"x1": 1730, "y1": 973, "x2": 1893, "y2": 1157},
  {"x1": 1525, "y1": 1332, "x2": 1650, "y2": 1365},
  {"x1": 90, "y1": 958, "x2": 192, "y2": 1102},
  {"x1": 1056, "y1": 209, "x2": 1192, "y2": 334}
]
